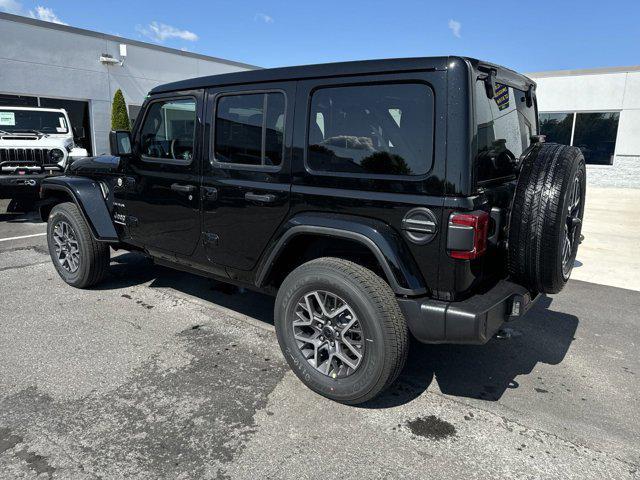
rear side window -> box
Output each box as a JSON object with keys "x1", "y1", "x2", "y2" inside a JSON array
[
  {"x1": 307, "y1": 83, "x2": 434, "y2": 176},
  {"x1": 139, "y1": 98, "x2": 196, "y2": 162},
  {"x1": 214, "y1": 92, "x2": 285, "y2": 167},
  {"x1": 474, "y1": 81, "x2": 537, "y2": 183}
]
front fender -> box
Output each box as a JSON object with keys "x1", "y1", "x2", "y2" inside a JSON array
[
  {"x1": 40, "y1": 175, "x2": 118, "y2": 242},
  {"x1": 256, "y1": 213, "x2": 427, "y2": 296}
]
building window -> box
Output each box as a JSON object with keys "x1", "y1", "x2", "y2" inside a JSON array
[
  {"x1": 573, "y1": 112, "x2": 619, "y2": 165},
  {"x1": 307, "y1": 83, "x2": 434, "y2": 176},
  {"x1": 538, "y1": 113, "x2": 573, "y2": 146},
  {"x1": 0, "y1": 94, "x2": 38, "y2": 107},
  {"x1": 539, "y1": 111, "x2": 620, "y2": 165},
  {"x1": 214, "y1": 92, "x2": 285, "y2": 167}
]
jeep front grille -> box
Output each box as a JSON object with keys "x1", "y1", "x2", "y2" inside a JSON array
[{"x1": 0, "y1": 148, "x2": 55, "y2": 168}]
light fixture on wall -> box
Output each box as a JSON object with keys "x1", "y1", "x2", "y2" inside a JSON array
[{"x1": 99, "y1": 44, "x2": 128, "y2": 66}]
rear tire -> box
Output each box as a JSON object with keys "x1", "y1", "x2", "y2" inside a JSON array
[
  {"x1": 275, "y1": 257, "x2": 408, "y2": 404},
  {"x1": 47, "y1": 202, "x2": 110, "y2": 288},
  {"x1": 508, "y1": 143, "x2": 586, "y2": 293}
]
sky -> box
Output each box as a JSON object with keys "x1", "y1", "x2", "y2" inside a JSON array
[{"x1": 1, "y1": 0, "x2": 639, "y2": 72}]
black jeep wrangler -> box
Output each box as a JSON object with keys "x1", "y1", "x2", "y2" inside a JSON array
[{"x1": 40, "y1": 57, "x2": 586, "y2": 404}]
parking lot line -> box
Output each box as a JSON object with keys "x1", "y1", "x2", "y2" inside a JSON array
[{"x1": 0, "y1": 232, "x2": 47, "y2": 242}]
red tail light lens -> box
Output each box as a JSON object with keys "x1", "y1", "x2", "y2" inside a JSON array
[{"x1": 448, "y1": 211, "x2": 490, "y2": 260}]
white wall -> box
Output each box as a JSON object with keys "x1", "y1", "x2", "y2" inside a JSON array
[{"x1": 0, "y1": 14, "x2": 254, "y2": 154}]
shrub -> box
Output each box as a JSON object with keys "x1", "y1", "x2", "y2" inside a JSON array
[{"x1": 111, "y1": 89, "x2": 131, "y2": 131}]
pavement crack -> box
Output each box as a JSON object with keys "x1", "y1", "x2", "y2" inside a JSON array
[{"x1": 0, "y1": 260, "x2": 50, "y2": 272}]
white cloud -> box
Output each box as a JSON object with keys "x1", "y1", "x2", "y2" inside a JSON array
[
  {"x1": 136, "y1": 21, "x2": 198, "y2": 43},
  {"x1": 255, "y1": 13, "x2": 274, "y2": 24},
  {"x1": 29, "y1": 5, "x2": 67, "y2": 25},
  {"x1": 0, "y1": 0, "x2": 23, "y2": 14},
  {"x1": 0, "y1": 2, "x2": 68, "y2": 25},
  {"x1": 448, "y1": 19, "x2": 461, "y2": 38}
]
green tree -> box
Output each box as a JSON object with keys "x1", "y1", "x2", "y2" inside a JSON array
[{"x1": 111, "y1": 89, "x2": 130, "y2": 131}]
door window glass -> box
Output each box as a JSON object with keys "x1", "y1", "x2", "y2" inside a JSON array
[
  {"x1": 139, "y1": 98, "x2": 196, "y2": 162},
  {"x1": 214, "y1": 92, "x2": 285, "y2": 167},
  {"x1": 307, "y1": 83, "x2": 434, "y2": 176}
]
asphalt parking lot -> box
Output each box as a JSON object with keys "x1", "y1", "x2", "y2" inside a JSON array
[{"x1": 0, "y1": 202, "x2": 639, "y2": 479}]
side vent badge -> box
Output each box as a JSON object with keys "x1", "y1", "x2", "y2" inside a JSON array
[{"x1": 401, "y1": 208, "x2": 438, "y2": 245}]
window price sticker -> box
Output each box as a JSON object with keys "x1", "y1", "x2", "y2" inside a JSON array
[{"x1": 0, "y1": 112, "x2": 16, "y2": 126}]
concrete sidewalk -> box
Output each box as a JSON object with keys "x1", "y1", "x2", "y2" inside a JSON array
[{"x1": 572, "y1": 187, "x2": 640, "y2": 292}]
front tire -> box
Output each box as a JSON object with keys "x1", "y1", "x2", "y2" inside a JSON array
[
  {"x1": 275, "y1": 257, "x2": 408, "y2": 404},
  {"x1": 47, "y1": 202, "x2": 110, "y2": 288}
]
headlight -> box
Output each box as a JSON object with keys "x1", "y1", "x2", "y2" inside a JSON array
[{"x1": 49, "y1": 148, "x2": 65, "y2": 161}]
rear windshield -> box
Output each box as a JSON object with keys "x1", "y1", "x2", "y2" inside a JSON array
[{"x1": 474, "y1": 81, "x2": 537, "y2": 184}]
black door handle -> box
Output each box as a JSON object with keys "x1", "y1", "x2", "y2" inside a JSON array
[
  {"x1": 245, "y1": 192, "x2": 276, "y2": 203},
  {"x1": 171, "y1": 183, "x2": 196, "y2": 194},
  {"x1": 202, "y1": 186, "x2": 218, "y2": 200}
]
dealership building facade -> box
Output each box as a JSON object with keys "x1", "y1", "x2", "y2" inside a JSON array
[
  {"x1": 529, "y1": 65, "x2": 640, "y2": 188},
  {"x1": 0, "y1": 12, "x2": 255, "y2": 156}
]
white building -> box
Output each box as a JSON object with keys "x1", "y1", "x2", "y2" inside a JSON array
[
  {"x1": 0, "y1": 12, "x2": 256, "y2": 155},
  {"x1": 529, "y1": 66, "x2": 640, "y2": 188}
]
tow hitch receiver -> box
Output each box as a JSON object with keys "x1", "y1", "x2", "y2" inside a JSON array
[{"x1": 507, "y1": 291, "x2": 538, "y2": 322}]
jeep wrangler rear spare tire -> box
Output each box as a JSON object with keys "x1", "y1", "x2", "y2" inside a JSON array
[
  {"x1": 47, "y1": 202, "x2": 110, "y2": 288},
  {"x1": 275, "y1": 257, "x2": 408, "y2": 404},
  {"x1": 508, "y1": 143, "x2": 586, "y2": 294}
]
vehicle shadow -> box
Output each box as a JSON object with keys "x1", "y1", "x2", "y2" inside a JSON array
[
  {"x1": 0, "y1": 212, "x2": 43, "y2": 224},
  {"x1": 365, "y1": 295, "x2": 579, "y2": 408},
  {"x1": 102, "y1": 251, "x2": 276, "y2": 325},
  {"x1": 101, "y1": 252, "x2": 578, "y2": 408}
]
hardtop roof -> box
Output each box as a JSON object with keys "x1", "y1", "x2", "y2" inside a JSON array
[
  {"x1": 151, "y1": 57, "x2": 450, "y2": 94},
  {"x1": 150, "y1": 56, "x2": 535, "y2": 95}
]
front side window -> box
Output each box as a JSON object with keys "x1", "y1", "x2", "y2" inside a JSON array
[
  {"x1": 139, "y1": 98, "x2": 196, "y2": 162},
  {"x1": 474, "y1": 81, "x2": 537, "y2": 183},
  {"x1": 307, "y1": 83, "x2": 434, "y2": 176},
  {"x1": 0, "y1": 109, "x2": 68, "y2": 134},
  {"x1": 214, "y1": 92, "x2": 285, "y2": 167}
]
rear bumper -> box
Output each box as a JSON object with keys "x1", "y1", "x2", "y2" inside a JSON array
[
  {"x1": 0, "y1": 173, "x2": 60, "y2": 199},
  {"x1": 397, "y1": 280, "x2": 539, "y2": 345}
]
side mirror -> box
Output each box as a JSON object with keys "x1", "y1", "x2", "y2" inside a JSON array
[
  {"x1": 109, "y1": 130, "x2": 132, "y2": 156},
  {"x1": 73, "y1": 126, "x2": 85, "y2": 139}
]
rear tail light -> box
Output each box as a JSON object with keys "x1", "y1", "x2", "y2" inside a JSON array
[{"x1": 447, "y1": 210, "x2": 490, "y2": 260}]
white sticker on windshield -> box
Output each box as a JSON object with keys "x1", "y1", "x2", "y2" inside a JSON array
[
  {"x1": 0, "y1": 112, "x2": 16, "y2": 126},
  {"x1": 56, "y1": 116, "x2": 67, "y2": 132}
]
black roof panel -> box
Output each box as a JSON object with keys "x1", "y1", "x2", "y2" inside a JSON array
[
  {"x1": 151, "y1": 57, "x2": 453, "y2": 94},
  {"x1": 150, "y1": 56, "x2": 535, "y2": 94}
]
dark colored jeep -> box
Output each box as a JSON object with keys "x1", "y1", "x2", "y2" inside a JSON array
[{"x1": 40, "y1": 57, "x2": 586, "y2": 404}]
